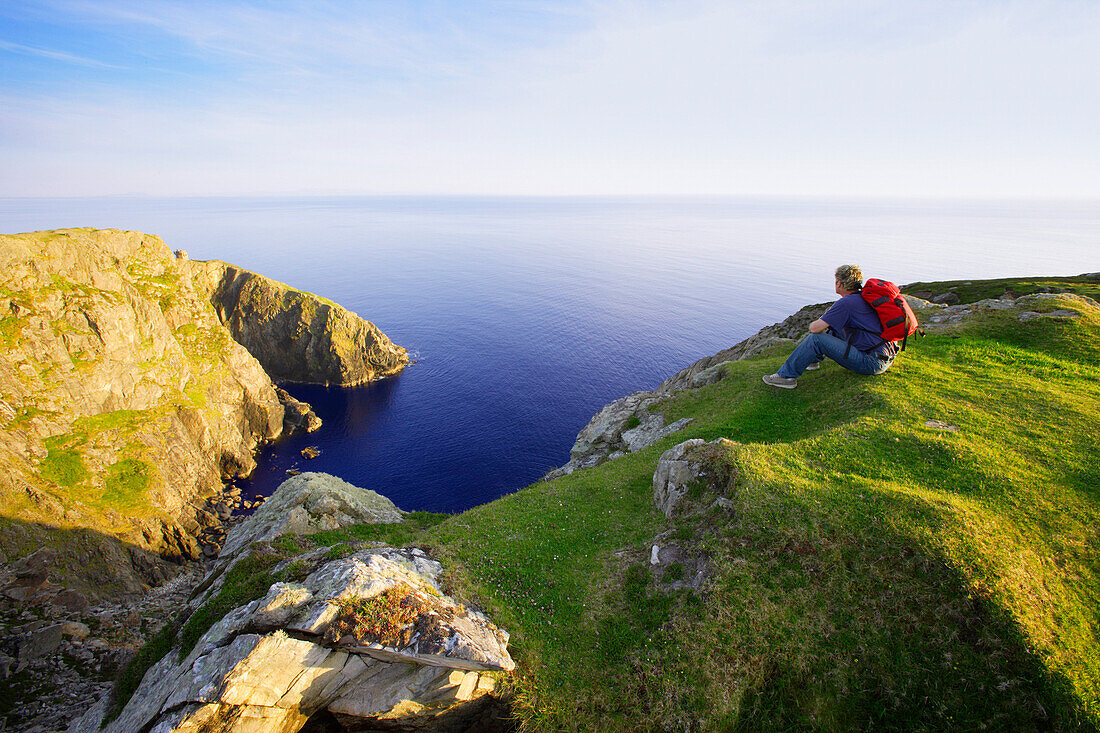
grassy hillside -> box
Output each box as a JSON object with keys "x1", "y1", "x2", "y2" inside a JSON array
[
  {"x1": 422, "y1": 285, "x2": 1098, "y2": 730},
  {"x1": 902, "y1": 273, "x2": 1100, "y2": 305},
  {"x1": 144, "y1": 279, "x2": 1099, "y2": 730}
]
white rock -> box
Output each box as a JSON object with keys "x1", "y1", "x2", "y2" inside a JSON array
[{"x1": 250, "y1": 583, "x2": 314, "y2": 631}]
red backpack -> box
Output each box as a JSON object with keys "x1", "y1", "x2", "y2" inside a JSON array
[{"x1": 860, "y1": 278, "x2": 921, "y2": 351}]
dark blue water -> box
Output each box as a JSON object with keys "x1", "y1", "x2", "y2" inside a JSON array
[{"x1": 2, "y1": 196, "x2": 1098, "y2": 512}]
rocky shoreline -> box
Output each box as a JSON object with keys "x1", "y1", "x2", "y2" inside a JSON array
[{"x1": 0, "y1": 228, "x2": 411, "y2": 730}]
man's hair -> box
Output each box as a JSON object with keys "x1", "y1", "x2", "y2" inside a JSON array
[{"x1": 835, "y1": 264, "x2": 863, "y2": 292}]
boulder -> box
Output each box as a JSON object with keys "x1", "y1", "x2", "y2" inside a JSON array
[
  {"x1": 569, "y1": 391, "x2": 662, "y2": 462},
  {"x1": 277, "y1": 387, "x2": 322, "y2": 434},
  {"x1": 17, "y1": 623, "x2": 64, "y2": 665},
  {"x1": 545, "y1": 392, "x2": 695, "y2": 479},
  {"x1": 690, "y1": 360, "x2": 733, "y2": 388},
  {"x1": 652, "y1": 440, "x2": 706, "y2": 517},
  {"x1": 622, "y1": 414, "x2": 694, "y2": 454},
  {"x1": 216, "y1": 473, "x2": 404, "y2": 571},
  {"x1": 195, "y1": 473, "x2": 405, "y2": 606},
  {"x1": 59, "y1": 621, "x2": 90, "y2": 640}
]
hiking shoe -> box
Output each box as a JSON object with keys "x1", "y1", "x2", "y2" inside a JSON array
[
  {"x1": 762, "y1": 373, "x2": 797, "y2": 389},
  {"x1": 805, "y1": 362, "x2": 821, "y2": 371}
]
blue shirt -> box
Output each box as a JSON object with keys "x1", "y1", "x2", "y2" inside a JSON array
[{"x1": 821, "y1": 293, "x2": 895, "y2": 356}]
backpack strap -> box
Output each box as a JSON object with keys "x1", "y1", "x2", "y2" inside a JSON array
[{"x1": 843, "y1": 325, "x2": 891, "y2": 359}]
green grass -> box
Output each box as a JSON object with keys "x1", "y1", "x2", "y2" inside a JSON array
[
  {"x1": 39, "y1": 446, "x2": 89, "y2": 488},
  {"x1": 0, "y1": 314, "x2": 27, "y2": 349},
  {"x1": 37, "y1": 412, "x2": 162, "y2": 514},
  {"x1": 902, "y1": 273, "x2": 1100, "y2": 304},
  {"x1": 271, "y1": 533, "x2": 311, "y2": 555},
  {"x1": 398, "y1": 287, "x2": 1100, "y2": 730},
  {"x1": 102, "y1": 459, "x2": 154, "y2": 511},
  {"x1": 309, "y1": 510, "x2": 450, "y2": 547}
]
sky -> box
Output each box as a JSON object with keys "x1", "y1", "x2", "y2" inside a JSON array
[{"x1": 1, "y1": 0, "x2": 1099, "y2": 198}]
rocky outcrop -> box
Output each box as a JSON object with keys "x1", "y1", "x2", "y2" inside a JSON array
[
  {"x1": 225, "y1": 472, "x2": 404, "y2": 554},
  {"x1": 87, "y1": 549, "x2": 513, "y2": 733},
  {"x1": 203, "y1": 263, "x2": 408, "y2": 386},
  {"x1": 194, "y1": 472, "x2": 406, "y2": 601},
  {"x1": 917, "y1": 291, "x2": 1094, "y2": 326},
  {"x1": 71, "y1": 473, "x2": 514, "y2": 733},
  {"x1": 277, "y1": 387, "x2": 322, "y2": 435},
  {"x1": 653, "y1": 302, "x2": 827, "y2": 395},
  {"x1": 652, "y1": 439, "x2": 707, "y2": 518},
  {"x1": 0, "y1": 229, "x2": 405, "y2": 597}
]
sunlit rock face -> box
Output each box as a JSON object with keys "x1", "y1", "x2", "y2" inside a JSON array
[
  {"x1": 204, "y1": 262, "x2": 408, "y2": 386},
  {"x1": 0, "y1": 229, "x2": 405, "y2": 597}
]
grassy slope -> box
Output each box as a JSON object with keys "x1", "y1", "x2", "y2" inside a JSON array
[
  {"x1": 290, "y1": 282, "x2": 1099, "y2": 730},
  {"x1": 901, "y1": 274, "x2": 1100, "y2": 304}
]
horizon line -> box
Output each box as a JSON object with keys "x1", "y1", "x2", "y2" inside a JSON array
[{"x1": 4, "y1": 192, "x2": 1100, "y2": 203}]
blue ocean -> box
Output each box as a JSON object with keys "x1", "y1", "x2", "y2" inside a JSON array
[{"x1": 2, "y1": 196, "x2": 1097, "y2": 512}]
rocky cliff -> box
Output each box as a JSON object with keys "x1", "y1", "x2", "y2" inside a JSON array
[
  {"x1": 203, "y1": 262, "x2": 407, "y2": 386},
  {"x1": 0, "y1": 228, "x2": 406, "y2": 597},
  {"x1": 69, "y1": 473, "x2": 514, "y2": 733}
]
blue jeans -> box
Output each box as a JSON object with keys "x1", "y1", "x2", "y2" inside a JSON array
[{"x1": 777, "y1": 332, "x2": 893, "y2": 378}]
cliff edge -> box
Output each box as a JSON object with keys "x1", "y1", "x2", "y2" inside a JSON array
[{"x1": 0, "y1": 228, "x2": 405, "y2": 597}]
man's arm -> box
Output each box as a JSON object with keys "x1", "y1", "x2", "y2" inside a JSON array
[{"x1": 809, "y1": 318, "x2": 830, "y2": 334}]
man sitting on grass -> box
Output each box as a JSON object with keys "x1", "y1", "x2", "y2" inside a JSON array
[{"x1": 762, "y1": 264, "x2": 896, "y2": 389}]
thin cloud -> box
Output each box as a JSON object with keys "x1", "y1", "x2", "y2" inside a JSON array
[
  {"x1": 1, "y1": 0, "x2": 1099, "y2": 197},
  {"x1": 0, "y1": 38, "x2": 126, "y2": 69},
  {"x1": 46, "y1": 0, "x2": 594, "y2": 82}
]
